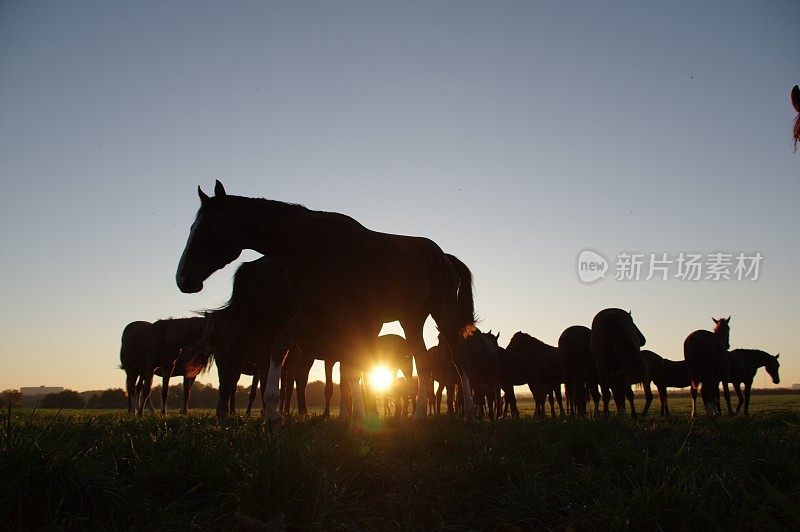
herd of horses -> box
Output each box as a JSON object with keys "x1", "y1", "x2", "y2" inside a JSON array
[{"x1": 120, "y1": 87, "x2": 798, "y2": 424}]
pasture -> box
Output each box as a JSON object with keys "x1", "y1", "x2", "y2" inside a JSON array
[{"x1": 3, "y1": 397, "x2": 799, "y2": 530}]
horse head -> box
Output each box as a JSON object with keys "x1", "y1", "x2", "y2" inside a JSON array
[
  {"x1": 766, "y1": 353, "x2": 781, "y2": 385},
  {"x1": 176, "y1": 180, "x2": 244, "y2": 293},
  {"x1": 712, "y1": 316, "x2": 731, "y2": 350}
]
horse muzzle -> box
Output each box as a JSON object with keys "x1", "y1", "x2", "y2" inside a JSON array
[{"x1": 177, "y1": 274, "x2": 203, "y2": 294}]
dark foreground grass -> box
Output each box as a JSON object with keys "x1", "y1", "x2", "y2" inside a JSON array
[{"x1": 2, "y1": 407, "x2": 799, "y2": 530}]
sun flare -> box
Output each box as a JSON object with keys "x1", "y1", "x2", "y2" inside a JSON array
[{"x1": 368, "y1": 366, "x2": 394, "y2": 393}]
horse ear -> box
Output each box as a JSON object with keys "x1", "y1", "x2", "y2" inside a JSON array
[
  {"x1": 712, "y1": 317, "x2": 719, "y2": 324},
  {"x1": 792, "y1": 85, "x2": 800, "y2": 113},
  {"x1": 198, "y1": 186, "x2": 210, "y2": 204},
  {"x1": 726, "y1": 316, "x2": 731, "y2": 323},
  {"x1": 495, "y1": 331, "x2": 500, "y2": 340},
  {"x1": 776, "y1": 353, "x2": 780, "y2": 359},
  {"x1": 214, "y1": 179, "x2": 227, "y2": 197}
]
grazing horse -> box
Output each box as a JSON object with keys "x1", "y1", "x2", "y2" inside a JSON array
[
  {"x1": 134, "y1": 317, "x2": 208, "y2": 415},
  {"x1": 641, "y1": 350, "x2": 690, "y2": 416},
  {"x1": 559, "y1": 325, "x2": 600, "y2": 416},
  {"x1": 684, "y1": 316, "x2": 731, "y2": 417},
  {"x1": 590, "y1": 309, "x2": 649, "y2": 417},
  {"x1": 728, "y1": 349, "x2": 781, "y2": 416},
  {"x1": 504, "y1": 332, "x2": 564, "y2": 418},
  {"x1": 464, "y1": 329, "x2": 500, "y2": 420},
  {"x1": 175, "y1": 181, "x2": 478, "y2": 425},
  {"x1": 792, "y1": 85, "x2": 799, "y2": 151}
]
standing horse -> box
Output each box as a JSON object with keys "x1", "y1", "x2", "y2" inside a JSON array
[
  {"x1": 559, "y1": 325, "x2": 600, "y2": 416},
  {"x1": 496, "y1": 340, "x2": 535, "y2": 419},
  {"x1": 591, "y1": 309, "x2": 649, "y2": 417},
  {"x1": 728, "y1": 349, "x2": 781, "y2": 416},
  {"x1": 684, "y1": 316, "x2": 731, "y2": 417},
  {"x1": 120, "y1": 321, "x2": 155, "y2": 414},
  {"x1": 504, "y1": 332, "x2": 564, "y2": 418},
  {"x1": 428, "y1": 344, "x2": 460, "y2": 415},
  {"x1": 176, "y1": 181, "x2": 478, "y2": 425},
  {"x1": 464, "y1": 329, "x2": 500, "y2": 420},
  {"x1": 135, "y1": 317, "x2": 209, "y2": 415},
  {"x1": 792, "y1": 85, "x2": 799, "y2": 151},
  {"x1": 641, "y1": 350, "x2": 690, "y2": 416}
]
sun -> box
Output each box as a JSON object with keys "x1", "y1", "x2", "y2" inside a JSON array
[{"x1": 368, "y1": 365, "x2": 394, "y2": 393}]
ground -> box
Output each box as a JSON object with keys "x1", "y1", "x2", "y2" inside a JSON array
[{"x1": 2, "y1": 395, "x2": 799, "y2": 530}]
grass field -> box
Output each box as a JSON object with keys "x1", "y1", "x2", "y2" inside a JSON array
[{"x1": 2, "y1": 396, "x2": 799, "y2": 530}]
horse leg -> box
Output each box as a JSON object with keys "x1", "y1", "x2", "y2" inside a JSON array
[
  {"x1": 690, "y1": 386, "x2": 698, "y2": 417},
  {"x1": 548, "y1": 390, "x2": 555, "y2": 418},
  {"x1": 126, "y1": 372, "x2": 137, "y2": 415},
  {"x1": 657, "y1": 385, "x2": 668, "y2": 416},
  {"x1": 295, "y1": 365, "x2": 310, "y2": 416},
  {"x1": 601, "y1": 386, "x2": 611, "y2": 415},
  {"x1": 734, "y1": 383, "x2": 743, "y2": 415},
  {"x1": 322, "y1": 359, "x2": 334, "y2": 417},
  {"x1": 641, "y1": 382, "x2": 653, "y2": 417},
  {"x1": 246, "y1": 373, "x2": 258, "y2": 416},
  {"x1": 400, "y1": 318, "x2": 432, "y2": 422},
  {"x1": 137, "y1": 366, "x2": 155, "y2": 416},
  {"x1": 554, "y1": 386, "x2": 565, "y2": 418},
  {"x1": 700, "y1": 383, "x2": 715, "y2": 417},
  {"x1": 744, "y1": 382, "x2": 752, "y2": 416},
  {"x1": 625, "y1": 386, "x2": 637, "y2": 418},
  {"x1": 611, "y1": 378, "x2": 627, "y2": 416},
  {"x1": 161, "y1": 363, "x2": 175, "y2": 414},
  {"x1": 722, "y1": 381, "x2": 734, "y2": 416},
  {"x1": 181, "y1": 376, "x2": 195, "y2": 415}
]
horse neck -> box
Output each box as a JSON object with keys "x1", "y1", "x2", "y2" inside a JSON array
[
  {"x1": 231, "y1": 196, "x2": 315, "y2": 269},
  {"x1": 744, "y1": 349, "x2": 770, "y2": 369}
]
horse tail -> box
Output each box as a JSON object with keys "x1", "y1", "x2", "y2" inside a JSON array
[
  {"x1": 184, "y1": 320, "x2": 216, "y2": 375},
  {"x1": 792, "y1": 85, "x2": 800, "y2": 152},
  {"x1": 445, "y1": 253, "x2": 477, "y2": 338}
]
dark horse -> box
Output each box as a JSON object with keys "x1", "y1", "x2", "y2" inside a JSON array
[
  {"x1": 133, "y1": 317, "x2": 208, "y2": 416},
  {"x1": 428, "y1": 344, "x2": 460, "y2": 415},
  {"x1": 684, "y1": 316, "x2": 731, "y2": 417},
  {"x1": 464, "y1": 329, "x2": 500, "y2": 420},
  {"x1": 641, "y1": 350, "x2": 690, "y2": 416},
  {"x1": 504, "y1": 332, "x2": 564, "y2": 418},
  {"x1": 590, "y1": 309, "x2": 649, "y2": 417},
  {"x1": 176, "y1": 181, "x2": 478, "y2": 424},
  {"x1": 120, "y1": 321, "x2": 155, "y2": 414},
  {"x1": 728, "y1": 349, "x2": 780, "y2": 416},
  {"x1": 559, "y1": 325, "x2": 600, "y2": 416},
  {"x1": 792, "y1": 85, "x2": 799, "y2": 151}
]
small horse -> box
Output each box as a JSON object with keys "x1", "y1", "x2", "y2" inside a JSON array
[
  {"x1": 133, "y1": 317, "x2": 208, "y2": 415},
  {"x1": 641, "y1": 350, "x2": 690, "y2": 416},
  {"x1": 791, "y1": 85, "x2": 799, "y2": 151},
  {"x1": 591, "y1": 309, "x2": 649, "y2": 417},
  {"x1": 464, "y1": 329, "x2": 500, "y2": 420},
  {"x1": 728, "y1": 349, "x2": 781, "y2": 416},
  {"x1": 496, "y1": 341, "x2": 536, "y2": 418},
  {"x1": 176, "y1": 181, "x2": 479, "y2": 425},
  {"x1": 120, "y1": 321, "x2": 154, "y2": 414},
  {"x1": 559, "y1": 325, "x2": 600, "y2": 416},
  {"x1": 428, "y1": 344, "x2": 460, "y2": 415},
  {"x1": 504, "y1": 332, "x2": 564, "y2": 418},
  {"x1": 684, "y1": 316, "x2": 732, "y2": 417}
]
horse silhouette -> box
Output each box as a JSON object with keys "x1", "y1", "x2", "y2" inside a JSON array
[
  {"x1": 641, "y1": 350, "x2": 690, "y2": 416},
  {"x1": 464, "y1": 329, "x2": 500, "y2": 420},
  {"x1": 684, "y1": 317, "x2": 731, "y2": 417},
  {"x1": 591, "y1": 309, "x2": 648, "y2": 417},
  {"x1": 176, "y1": 181, "x2": 478, "y2": 425},
  {"x1": 559, "y1": 325, "x2": 600, "y2": 416},
  {"x1": 504, "y1": 332, "x2": 564, "y2": 418},
  {"x1": 728, "y1": 349, "x2": 780, "y2": 416},
  {"x1": 427, "y1": 344, "x2": 461, "y2": 415},
  {"x1": 128, "y1": 317, "x2": 208, "y2": 416}
]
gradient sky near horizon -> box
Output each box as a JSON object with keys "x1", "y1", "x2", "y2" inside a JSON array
[{"x1": 1, "y1": 1, "x2": 798, "y2": 393}]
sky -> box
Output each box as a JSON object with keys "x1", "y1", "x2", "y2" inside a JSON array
[{"x1": 1, "y1": 1, "x2": 798, "y2": 393}]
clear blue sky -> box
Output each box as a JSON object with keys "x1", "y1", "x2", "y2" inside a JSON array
[{"x1": 1, "y1": 1, "x2": 798, "y2": 392}]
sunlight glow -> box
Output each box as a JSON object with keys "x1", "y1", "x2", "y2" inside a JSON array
[{"x1": 368, "y1": 366, "x2": 394, "y2": 393}]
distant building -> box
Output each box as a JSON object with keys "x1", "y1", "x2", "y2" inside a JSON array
[{"x1": 21, "y1": 386, "x2": 65, "y2": 396}]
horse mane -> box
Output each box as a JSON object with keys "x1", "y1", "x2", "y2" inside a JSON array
[
  {"x1": 507, "y1": 331, "x2": 549, "y2": 351},
  {"x1": 730, "y1": 348, "x2": 773, "y2": 365}
]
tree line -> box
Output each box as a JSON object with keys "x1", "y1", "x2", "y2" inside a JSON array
[{"x1": 1, "y1": 381, "x2": 342, "y2": 410}]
